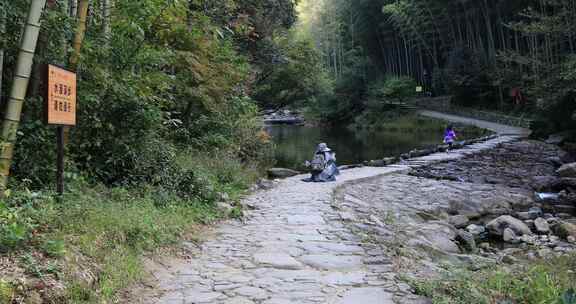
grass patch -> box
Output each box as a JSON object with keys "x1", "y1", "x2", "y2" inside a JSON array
[
  {"x1": 408, "y1": 255, "x2": 576, "y2": 304},
  {"x1": 0, "y1": 152, "x2": 262, "y2": 303},
  {"x1": 350, "y1": 113, "x2": 492, "y2": 138},
  {"x1": 376, "y1": 115, "x2": 490, "y2": 136},
  {"x1": 0, "y1": 185, "x2": 222, "y2": 303}
]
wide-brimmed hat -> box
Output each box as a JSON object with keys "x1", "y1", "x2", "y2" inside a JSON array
[{"x1": 317, "y1": 143, "x2": 332, "y2": 152}]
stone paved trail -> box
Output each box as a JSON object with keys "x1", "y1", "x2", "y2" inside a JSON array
[
  {"x1": 133, "y1": 116, "x2": 529, "y2": 304},
  {"x1": 418, "y1": 110, "x2": 531, "y2": 136}
]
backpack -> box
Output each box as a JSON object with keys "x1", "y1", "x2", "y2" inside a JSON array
[{"x1": 310, "y1": 153, "x2": 326, "y2": 171}]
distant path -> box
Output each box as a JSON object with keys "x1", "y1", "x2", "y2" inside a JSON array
[
  {"x1": 132, "y1": 113, "x2": 528, "y2": 304},
  {"x1": 419, "y1": 110, "x2": 531, "y2": 136}
]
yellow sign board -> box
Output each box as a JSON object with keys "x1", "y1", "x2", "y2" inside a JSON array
[
  {"x1": 416, "y1": 86, "x2": 423, "y2": 93},
  {"x1": 46, "y1": 65, "x2": 77, "y2": 126}
]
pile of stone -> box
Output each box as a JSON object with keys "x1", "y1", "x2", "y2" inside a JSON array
[
  {"x1": 263, "y1": 110, "x2": 304, "y2": 125},
  {"x1": 447, "y1": 205, "x2": 576, "y2": 262},
  {"x1": 533, "y1": 162, "x2": 576, "y2": 215},
  {"x1": 363, "y1": 135, "x2": 499, "y2": 167},
  {"x1": 412, "y1": 140, "x2": 566, "y2": 188}
]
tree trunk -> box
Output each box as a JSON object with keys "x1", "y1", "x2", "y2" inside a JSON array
[
  {"x1": 69, "y1": 0, "x2": 89, "y2": 70},
  {"x1": 60, "y1": 0, "x2": 69, "y2": 63},
  {"x1": 102, "y1": 0, "x2": 112, "y2": 47},
  {"x1": 70, "y1": 0, "x2": 77, "y2": 17},
  {"x1": 481, "y1": 0, "x2": 496, "y2": 65},
  {"x1": 0, "y1": 8, "x2": 5, "y2": 106},
  {"x1": 63, "y1": 0, "x2": 88, "y2": 145},
  {"x1": 0, "y1": 0, "x2": 47, "y2": 191}
]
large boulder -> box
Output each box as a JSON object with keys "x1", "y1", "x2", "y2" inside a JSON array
[
  {"x1": 466, "y1": 224, "x2": 486, "y2": 237},
  {"x1": 416, "y1": 224, "x2": 460, "y2": 254},
  {"x1": 487, "y1": 215, "x2": 532, "y2": 237},
  {"x1": 456, "y1": 229, "x2": 477, "y2": 252},
  {"x1": 557, "y1": 163, "x2": 576, "y2": 178},
  {"x1": 503, "y1": 228, "x2": 520, "y2": 243},
  {"x1": 516, "y1": 207, "x2": 542, "y2": 220},
  {"x1": 534, "y1": 218, "x2": 550, "y2": 234},
  {"x1": 553, "y1": 222, "x2": 576, "y2": 240},
  {"x1": 267, "y1": 168, "x2": 300, "y2": 179},
  {"x1": 448, "y1": 215, "x2": 470, "y2": 228}
]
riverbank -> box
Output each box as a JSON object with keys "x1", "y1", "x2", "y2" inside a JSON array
[
  {"x1": 124, "y1": 129, "x2": 527, "y2": 303},
  {"x1": 338, "y1": 139, "x2": 576, "y2": 301}
]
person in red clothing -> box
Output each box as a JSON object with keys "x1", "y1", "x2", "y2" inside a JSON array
[{"x1": 510, "y1": 87, "x2": 524, "y2": 105}]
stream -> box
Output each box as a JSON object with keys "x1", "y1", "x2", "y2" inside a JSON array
[{"x1": 266, "y1": 121, "x2": 486, "y2": 170}]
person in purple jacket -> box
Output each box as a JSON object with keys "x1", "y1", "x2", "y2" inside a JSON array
[{"x1": 443, "y1": 125, "x2": 457, "y2": 151}]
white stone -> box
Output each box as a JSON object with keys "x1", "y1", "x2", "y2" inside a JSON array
[
  {"x1": 233, "y1": 286, "x2": 268, "y2": 300},
  {"x1": 337, "y1": 288, "x2": 394, "y2": 304},
  {"x1": 487, "y1": 215, "x2": 532, "y2": 236},
  {"x1": 298, "y1": 255, "x2": 364, "y2": 271},
  {"x1": 503, "y1": 228, "x2": 519, "y2": 243},
  {"x1": 253, "y1": 252, "x2": 303, "y2": 270}
]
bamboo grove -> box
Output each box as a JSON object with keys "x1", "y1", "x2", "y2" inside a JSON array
[
  {"x1": 299, "y1": 0, "x2": 576, "y2": 125},
  {"x1": 0, "y1": 0, "x2": 311, "y2": 189}
]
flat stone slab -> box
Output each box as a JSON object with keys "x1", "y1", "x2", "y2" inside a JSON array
[
  {"x1": 221, "y1": 297, "x2": 255, "y2": 304},
  {"x1": 322, "y1": 271, "x2": 366, "y2": 285},
  {"x1": 298, "y1": 255, "x2": 364, "y2": 271},
  {"x1": 262, "y1": 299, "x2": 292, "y2": 304},
  {"x1": 253, "y1": 252, "x2": 303, "y2": 270},
  {"x1": 338, "y1": 288, "x2": 394, "y2": 304},
  {"x1": 286, "y1": 214, "x2": 325, "y2": 225},
  {"x1": 233, "y1": 286, "x2": 268, "y2": 300},
  {"x1": 181, "y1": 290, "x2": 224, "y2": 303},
  {"x1": 298, "y1": 242, "x2": 363, "y2": 255}
]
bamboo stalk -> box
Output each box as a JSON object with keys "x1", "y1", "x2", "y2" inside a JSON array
[
  {"x1": 70, "y1": 0, "x2": 77, "y2": 17},
  {"x1": 102, "y1": 0, "x2": 112, "y2": 47},
  {"x1": 0, "y1": 7, "x2": 5, "y2": 105},
  {"x1": 0, "y1": 0, "x2": 47, "y2": 191},
  {"x1": 60, "y1": 0, "x2": 68, "y2": 63},
  {"x1": 69, "y1": 0, "x2": 89, "y2": 70}
]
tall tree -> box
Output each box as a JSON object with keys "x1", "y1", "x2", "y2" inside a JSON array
[{"x1": 0, "y1": 0, "x2": 47, "y2": 190}]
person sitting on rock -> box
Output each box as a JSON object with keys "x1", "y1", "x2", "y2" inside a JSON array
[{"x1": 303, "y1": 143, "x2": 340, "y2": 182}]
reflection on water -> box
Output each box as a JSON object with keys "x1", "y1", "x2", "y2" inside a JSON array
[{"x1": 267, "y1": 124, "x2": 480, "y2": 170}]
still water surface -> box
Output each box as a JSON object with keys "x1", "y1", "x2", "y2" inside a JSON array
[{"x1": 267, "y1": 124, "x2": 482, "y2": 170}]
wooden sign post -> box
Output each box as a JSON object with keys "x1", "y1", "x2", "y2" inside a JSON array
[{"x1": 45, "y1": 64, "x2": 77, "y2": 195}]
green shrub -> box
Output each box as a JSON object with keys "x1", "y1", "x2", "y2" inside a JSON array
[
  {"x1": 42, "y1": 239, "x2": 67, "y2": 258},
  {"x1": 0, "y1": 201, "x2": 33, "y2": 252},
  {"x1": 409, "y1": 255, "x2": 576, "y2": 304},
  {"x1": 0, "y1": 280, "x2": 14, "y2": 304},
  {"x1": 366, "y1": 76, "x2": 417, "y2": 104}
]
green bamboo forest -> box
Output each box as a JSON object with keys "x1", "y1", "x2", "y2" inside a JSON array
[{"x1": 0, "y1": 0, "x2": 575, "y2": 303}]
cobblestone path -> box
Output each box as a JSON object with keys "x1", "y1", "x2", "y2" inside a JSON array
[{"x1": 133, "y1": 116, "x2": 528, "y2": 304}]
